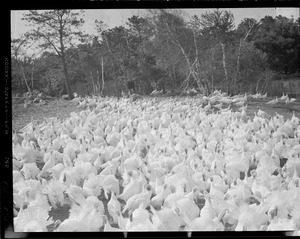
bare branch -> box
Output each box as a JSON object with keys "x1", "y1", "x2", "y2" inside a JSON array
[
  {"x1": 243, "y1": 21, "x2": 256, "y2": 42},
  {"x1": 25, "y1": 10, "x2": 60, "y2": 32},
  {"x1": 34, "y1": 30, "x2": 62, "y2": 58},
  {"x1": 13, "y1": 38, "x2": 27, "y2": 59}
]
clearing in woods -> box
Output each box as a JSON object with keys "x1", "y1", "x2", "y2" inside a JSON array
[{"x1": 11, "y1": 95, "x2": 300, "y2": 229}]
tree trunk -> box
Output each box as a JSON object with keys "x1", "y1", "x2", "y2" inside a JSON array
[
  {"x1": 95, "y1": 70, "x2": 101, "y2": 95},
  {"x1": 90, "y1": 71, "x2": 95, "y2": 94},
  {"x1": 61, "y1": 50, "x2": 73, "y2": 99},
  {"x1": 16, "y1": 57, "x2": 31, "y2": 92},
  {"x1": 211, "y1": 46, "x2": 216, "y2": 93},
  {"x1": 123, "y1": 60, "x2": 128, "y2": 86},
  {"x1": 31, "y1": 62, "x2": 34, "y2": 90},
  {"x1": 171, "y1": 63, "x2": 177, "y2": 88},
  {"x1": 234, "y1": 22, "x2": 255, "y2": 94},
  {"x1": 211, "y1": 74, "x2": 215, "y2": 93},
  {"x1": 220, "y1": 43, "x2": 229, "y2": 94},
  {"x1": 255, "y1": 78, "x2": 261, "y2": 93},
  {"x1": 96, "y1": 71, "x2": 99, "y2": 95},
  {"x1": 234, "y1": 39, "x2": 243, "y2": 92},
  {"x1": 114, "y1": 79, "x2": 118, "y2": 96},
  {"x1": 58, "y1": 21, "x2": 73, "y2": 100},
  {"x1": 101, "y1": 57, "x2": 105, "y2": 96},
  {"x1": 91, "y1": 74, "x2": 96, "y2": 95},
  {"x1": 20, "y1": 64, "x2": 31, "y2": 93},
  {"x1": 166, "y1": 44, "x2": 177, "y2": 89}
]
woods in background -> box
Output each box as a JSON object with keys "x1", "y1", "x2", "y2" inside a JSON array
[{"x1": 11, "y1": 9, "x2": 300, "y2": 98}]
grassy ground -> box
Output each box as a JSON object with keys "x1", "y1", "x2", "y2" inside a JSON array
[{"x1": 12, "y1": 99, "x2": 81, "y2": 132}]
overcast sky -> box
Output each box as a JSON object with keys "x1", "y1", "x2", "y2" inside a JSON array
[{"x1": 11, "y1": 8, "x2": 299, "y2": 39}]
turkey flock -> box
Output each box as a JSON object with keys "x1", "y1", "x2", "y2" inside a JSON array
[{"x1": 12, "y1": 90, "x2": 300, "y2": 232}]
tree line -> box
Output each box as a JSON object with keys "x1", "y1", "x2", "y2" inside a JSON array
[{"x1": 11, "y1": 9, "x2": 300, "y2": 99}]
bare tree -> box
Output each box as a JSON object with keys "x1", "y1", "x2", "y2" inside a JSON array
[
  {"x1": 234, "y1": 18, "x2": 258, "y2": 92},
  {"x1": 198, "y1": 10, "x2": 235, "y2": 94}
]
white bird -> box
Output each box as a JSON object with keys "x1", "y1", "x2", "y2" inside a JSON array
[
  {"x1": 214, "y1": 102, "x2": 223, "y2": 109},
  {"x1": 117, "y1": 171, "x2": 144, "y2": 201},
  {"x1": 251, "y1": 171, "x2": 271, "y2": 200},
  {"x1": 164, "y1": 183, "x2": 187, "y2": 208},
  {"x1": 150, "y1": 184, "x2": 173, "y2": 209},
  {"x1": 122, "y1": 170, "x2": 139, "y2": 188},
  {"x1": 41, "y1": 179, "x2": 67, "y2": 209},
  {"x1": 132, "y1": 203, "x2": 150, "y2": 221},
  {"x1": 102, "y1": 215, "x2": 122, "y2": 232},
  {"x1": 257, "y1": 107, "x2": 268, "y2": 118},
  {"x1": 235, "y1": 203, "x2": 269, "y2": 231},
  {"x1": 48, "y1": 163, "x2": 65, "y2": 180},
  {"x1": 99, "y1": 174, "x2": 120, "y2": 199},
  {"x1": 77, "y1": 98, "x2": 88, "y2": 109},
  {"x1": 64, "y1": 184, "x2": 87, "y2": 206},
  {"x1": 266, "y1": 97, "x2": 278, "y2": 106},
  {"x1": 150, "y1": 205, "x2": 184, "y2": 231},
  {"x1": 175, "y1": 186, "x2": 200, "y2": 220},
  {"x1": 261, "y1": 92, "x2": 267, "y2": 99},
  {"x1": 279, "y1": 92, "x2": 288, "y2": 101},
  {"x1": 71, "y1": 95, "x2": 82, "y2": 104},
  {"x1": 122, "y1": 184, "x2": 153, "y2": 215},
  {"x1": 21, "y1": 163, "x2": 40, "y2": 180},
  {"x1": 235, "y1": 101, "x2": 245, "y2": 107},
  {"x1": 107, "y1": 191, "x2": 121, "y2": 224},
  {"x1": 183, "y1": 207, "x2": 228, "y2": 231},
  {"x1": 150, "y1": 89, "x2": 163, "y2": 96},
  {"x1": 117, "y1": 211, "x2": 130, "y2": 230},
  {"x1": 239, "y1": 104, "x2": 247, "y2": 112},
  {"x1": 267, "y1": 218, "x2": 297, "y2": 231},
  {"x1": 203, "y1": 102, "x2": 211, "y2": 111},
  {"x1": 14, "y1": 204, "x2": 53, "y2": 232},
  {"x1": 200, "y1": 192, "x2": 218, "y2": 220}
]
